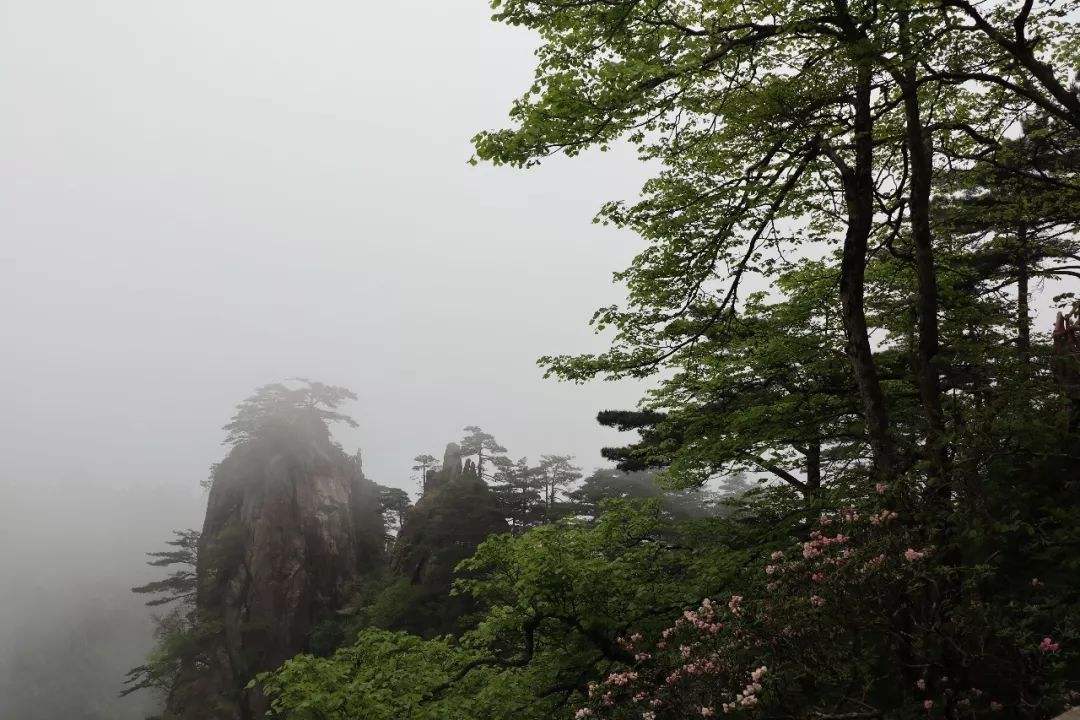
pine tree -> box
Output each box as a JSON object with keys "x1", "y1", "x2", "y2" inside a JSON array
[
  {"x1": 537, "y1": 455, "x2": 582, "y2": 519},
  {"x1": 459, "y1": 426, "x2": 507, "y2": 481},
  {"x1": 489, "y1": 456, "x2": 545, "y2": 533},
  {"x1": 412, "y1": 453, "x2": 439, "y2": 494}
]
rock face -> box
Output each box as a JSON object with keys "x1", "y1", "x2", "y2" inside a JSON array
[
  {"x1": 423, "y1": 441, "x2": 463, "y2": 493},
  {"x1": 165, "y1": 417, "x2": 384, "y2": 720},
  {"x1": 391, "y1": 443, "x2": 508, "y2": 635}
]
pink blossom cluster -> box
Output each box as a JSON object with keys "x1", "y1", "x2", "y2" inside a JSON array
[
  {"x1": 678, "y1": 599, "x2": 723, "y2": 635},
  {"x1": 575, "y1": 592, "x2": 773, "y2": 720},
  {"x1": 1039, "y1": 636, "x2": 1060, "y2": 653},
  {"x1": 618, "y1": 632, "x2": 646, "y2": 651},
  {"x1": 903, "y1": 548, "x2": 929, "y2": 562},
  {"x1": 606, "y1": 670, "x2": 639, "y2": 686},
  {"x1": 839, "y1": 507, "x2": 860, "y2": 523},
  {"x1": 802, "y1": 532, "x2": 849, "y2": 560},
  {"x1": 720, "y1": 666, "x2": 768, "y2": 713},
  {"x1": 869, "y1": 509, "x2": 898, "y2": 526}
]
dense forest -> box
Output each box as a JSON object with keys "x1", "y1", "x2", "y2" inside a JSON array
[{"x1": 115, "y1": 0, "x2": 1080, "y2": 719}]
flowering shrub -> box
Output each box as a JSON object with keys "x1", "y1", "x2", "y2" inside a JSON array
[{"x1": 571, "y1": 478, "x2": 1078, "y2": 720}]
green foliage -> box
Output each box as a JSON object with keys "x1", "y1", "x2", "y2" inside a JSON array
[
  {"x1": 374, "y1": 483, "x2": 411, "y2": 538},
  {"x1": 134, "y1": 3, "x2": 1080, "y2": 716},
  {"x1": 568, "y1": 468, "x2": 734, "y2": 519},
  {"x1": 459, "y1": 425, "x2": 509, "y2": 480},
  {"x1": 256, "y1": 629, "x2": 553, "y2": 720},
  {"x1": 130, "y1": 529, "x2": 199, "y2": 608},
  {"x1": 261, "y1": 501, "x2": 723, "y2": 718},
  {"x1": 222, "y1": 378, "x2": 357, "y2": 446},
  {"x1": 489, "y1": 456, "x2": 547, "y2": 532},
  {"x1": 122, "y1": 530, "x2": 202, "y2": 700}
]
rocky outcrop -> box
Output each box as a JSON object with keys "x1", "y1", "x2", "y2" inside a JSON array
[
  {"x1": 390, "y1": 443, "x2": 508, "y2": 635},
  {"x1": 165, "y1": 416, "x2": 384, "y2": 720},
  {"x1": 423, "y1": 441, "x2": 463, "y2": 493}
]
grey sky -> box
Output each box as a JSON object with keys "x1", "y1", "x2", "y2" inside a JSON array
[
  {"x1": 0, "y1": 3, "x2": 650, "y2": 716},
  {"x1": 2, "y1": 1, "x2": 652, "y2": 493}
]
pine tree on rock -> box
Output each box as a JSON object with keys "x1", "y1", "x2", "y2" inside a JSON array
[{"x1": 458, "y1": 426, "x2": 507, "y2": 481}]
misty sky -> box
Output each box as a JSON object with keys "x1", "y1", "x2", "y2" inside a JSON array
[{"x1": 1, "y1": 3, "x2": 651, "y2": 715}]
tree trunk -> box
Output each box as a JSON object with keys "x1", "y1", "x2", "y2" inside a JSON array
[
  {"x1": 1017, "y1": 224, "x2": 1031, "y2": 363},
  {"x1": 837, "y1": 61, "x2": 899, "y2": 478},
  {"x1": 805, "y1": 441, "x2": 821, "y2": 497},
  {"x1": 898, "y1": 15, "x2": 948, "y2": 489}
]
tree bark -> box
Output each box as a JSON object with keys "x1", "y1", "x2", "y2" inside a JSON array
[
  {"x1": 805, "y1": 440, "x2": 822, "y2": 496},
  {"x1": 835, "y1": 61, "x2": 899, "y2": 478},
  {"x1": 898, "y1": 14, "x2": 948, "y2": 488},
  {"x1": 1017, "y1": 224, "x2": 1031, "y2": 363}
]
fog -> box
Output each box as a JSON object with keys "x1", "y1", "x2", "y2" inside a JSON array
[{"x1": 0, "y1": 2, "x2": 649, "y2": 716}]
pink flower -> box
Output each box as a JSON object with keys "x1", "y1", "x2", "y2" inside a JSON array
[
  {"x1": 811, "y1": 572, "x2": 825, "y2": 583},
  {"x1": 1039, "y1": 636, "x2": 1060, "y2": 653},
  {"x1": 924, "y1": 700, "x2": 934, "y2": 711},
  {"x1": 810, "y1": 595, "x2": 825, "y2": 607},
  {"x1": 770, "y1": 550, "x2": 785, "y2": 560},
  {"x1": 1031, "y1": 578, "x2": 1044, "y2": 588},
  {"x1": 875, "y1": 482, "x2": 888, "y2": 494},
  {"x1": 751, "y1": 665, "x2": 768, "y2": 682},
  {"x1": 903, "y1": 548, "x2": 927, "y2": 562},
  {"x1": 606, "y1": 670, "x2": 638, "y2": 686},
  {"x1": 701, "y1": 707, "x2": 716, "y2": 717},
  {"x1": 916, "y1": 679, "x2": 926, "y2": 690},
  {"x1": 990, "y1": 701, "x2": 1003, "y2": 711},
  {"x1": 729, "y1": 595, "x2": 744, "y2": 616},
  {"x1": 575, "y1": 709, "x2": 593, "y2": 719}
]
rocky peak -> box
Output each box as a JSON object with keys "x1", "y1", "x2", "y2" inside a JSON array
[
  {"x1": 165, "y1": 424, "x2": 385, "y2": 720},
  {"x1": 423, "y1": 442, "x2": 464, "y2": 493}
]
